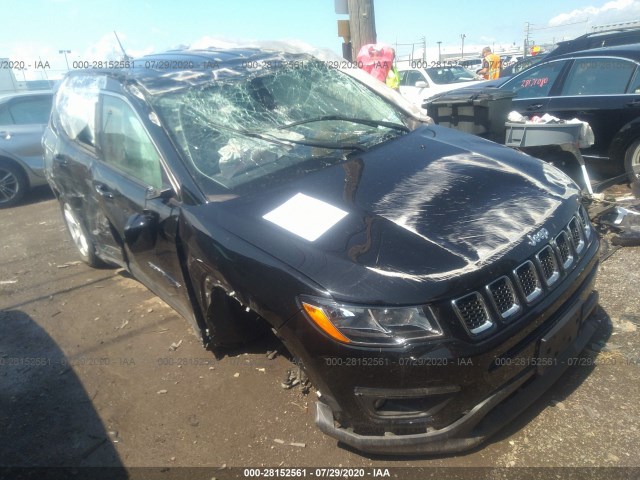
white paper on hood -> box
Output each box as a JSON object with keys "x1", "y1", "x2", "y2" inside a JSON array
[{"x1": 263, "y1": 193, "x2": 348, "y2": 241}]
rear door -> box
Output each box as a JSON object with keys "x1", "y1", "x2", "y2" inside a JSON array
[
  {"x1": 47, "y1": 82, "x2": 125, "y2": 263},
  {"x1": 545, "y1": 56, "x2": 640, "y2": 158},
  {"x1": 0, "y1": 94, "x2": 52, "y2": 173},
  {"x1": 91, "y1": 93, "x2": 192, "y2": 319}
]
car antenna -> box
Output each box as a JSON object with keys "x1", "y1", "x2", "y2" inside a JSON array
[{"x1": 114, "y1": 31, "x2": 132, "y2": 61}]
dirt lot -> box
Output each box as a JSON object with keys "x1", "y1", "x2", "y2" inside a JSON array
[{"x1": 1, "y1": 186, "x2": 640, "y2": 479}]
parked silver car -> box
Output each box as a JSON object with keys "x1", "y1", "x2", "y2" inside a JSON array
[{"x1": 0, "y1": 91, "x2": 53, "y2": 207}]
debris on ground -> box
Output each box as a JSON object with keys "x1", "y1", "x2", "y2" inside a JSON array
[
  {"x1": 115, "y1": 318, "x2": 129, "y2": 330},
  {"x1": 157, "y1": 389, "x2": 168, "y2": 395},
  {"x1": 586, "y1": 183, "x2": 640, "y2": 258},
  {"x1": 272, "y1": 438, "x2": 306, "y2": 448},
  {"x1": 281, "y1": 366, "x2": 311, "y2": 394},
  {"x1": 56, "y1": 261, "x2": 82, "y2": 269},
  {"x1": 169, "y1": 339, "x2": 183, "y2": 351},
  {"x1": 266, "y1": 349, "x2": 280, "y2": 360}
]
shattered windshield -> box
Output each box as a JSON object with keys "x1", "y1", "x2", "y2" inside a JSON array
[{"x1": 149, "y1": 59, "x2": 408, "y2": 193}]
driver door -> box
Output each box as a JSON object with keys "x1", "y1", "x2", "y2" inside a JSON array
[{"x1": 91, "y1": 93, "x2": 193, "y2": 320}]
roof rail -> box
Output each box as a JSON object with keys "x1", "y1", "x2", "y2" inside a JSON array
[{"x1": 591, "y1": 20, "x2": 640, "y2": 32}]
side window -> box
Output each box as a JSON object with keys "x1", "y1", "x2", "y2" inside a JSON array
[
  {"x1": 403, "y1": 70, "x2": 425, "y2": 87},
  {"x1": 100, "y1": 95, "x2": 163, "y2": 189},
  {"x1": 8, "y1": 96, "x2": 53, "y2": 124},
  {"x1": 56, "y1": 78, "x2": 99, "y2": 148},
  {"x1": 504, "y1": 60, "x2": 566, "y2": 98},
  {"x1": 398, "y1": 70, "x2": 408, "y2": 86},
  {"x1": 561, "y1": 58, "x2": 636, "y2": 96}
]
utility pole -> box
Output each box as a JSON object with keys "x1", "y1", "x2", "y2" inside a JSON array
[
  {"x1": 437, "y1": 41, "x2": 442, "y2": 62},
  {"x1": 347, "y1": 0, "x2": 377, "y2": 60},
  {"x1": 524, "y1": 22, "x2": 531, "y2": 58},
  {"x1": 460, "y1": 34, "x2": 466, "y2": 59}
]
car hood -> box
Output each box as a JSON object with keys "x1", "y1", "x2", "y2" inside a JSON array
[{"x1": 207, "y1": 126, "x2": 579, "y2": 303}]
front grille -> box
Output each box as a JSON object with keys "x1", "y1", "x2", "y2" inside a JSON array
[
  {"x1": 452, "y1": 293, "x2": 493, "y2": 334},
  {"x1": 487, "y1": 277, "x2": 520, "y2": 319},
  {"x1": 514, "y1": 261, "x2": 542, "y2": 303},
  {"x1": 451, "y1": 209, "x2": 591, "y2": 337},
  {"x1": 536, "y1": 245, "x2": 560, "y2": 287}
]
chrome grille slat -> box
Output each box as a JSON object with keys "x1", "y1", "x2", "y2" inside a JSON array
[
  {"x1": 568, "y1": 217, "x2": 585, "y2": 254},
  {"x1": 487, "y1": 276, "x2": 520, "y2": 319},
  {"x1": 579, "y1": 205, "x2": 592, "y2": 237},
  {"x1": 554, "y1": 231, "x2": 574, "y2": 269},
  {"x1": 536, "y1": 245, "x2": 560, "y2": 287},
  {"x1": 452, "y1": 293, "x2": 493, "y2": 335},
  {"x1": 514, "y1": 260, "x2": 542, "y2": 303}
]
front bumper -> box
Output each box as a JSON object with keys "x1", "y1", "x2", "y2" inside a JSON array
[{"x1": 315, "y1": 288, "x2": 600, "y2": 454}]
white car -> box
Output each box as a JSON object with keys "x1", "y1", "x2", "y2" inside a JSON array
[{"x1": 398, "y1": 65, "x2": 484, "y2": 106}]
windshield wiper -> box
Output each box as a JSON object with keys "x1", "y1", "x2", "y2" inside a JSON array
[
  {"x1": 192, "y1": 118, "x2": 366, "y2": 152},
  {"x1": 276, "y1": 115, "x2": 410, "y2": 133},
  {"x1": 245, "y1": 130, "x2": 366, "y2": 152}
]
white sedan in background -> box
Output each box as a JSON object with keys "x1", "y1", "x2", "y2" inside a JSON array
[{"x1": 398, "y1": 64, "x2": 483, "y2": 106}]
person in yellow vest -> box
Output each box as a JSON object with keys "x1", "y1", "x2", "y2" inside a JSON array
[
  {"x1": 479, "y1": 46, "x2": 502, "y2": 80},
  {"x1": 386, "y1": 48, "x2": 400, "y2": 90}
]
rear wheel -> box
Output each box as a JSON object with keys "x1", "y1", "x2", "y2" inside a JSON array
[
  {"x1": 624, "y1": 140, "x2": 640, "y2": 183},
  {"x1": 0, "y1": 162, "x2": 28, "y2": 208},
  {"x1": 61, "y1": 201, "x2": 103, "y2": 267}
]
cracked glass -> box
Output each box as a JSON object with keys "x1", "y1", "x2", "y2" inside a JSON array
[{"x1": 148, "y1": 60, "x2": 409, "y2": 194}]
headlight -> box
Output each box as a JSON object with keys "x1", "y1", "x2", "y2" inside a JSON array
[{"x1": 299, "y1": 296, "x2": 443, "y2": 346}]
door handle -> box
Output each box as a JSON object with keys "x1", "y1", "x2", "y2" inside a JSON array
[
  {"x1": 625, "y1": 99, "x2": 640, "y2": 107},
  {"x1": 0, "y1": 131, "x2": 10, "y2": 139},
  {"x1": 94, "y1": 182, "x2": 114, "y2": 199},
  {"x1": 526, "y1": 104, "x2": 543, "y2": 111}
]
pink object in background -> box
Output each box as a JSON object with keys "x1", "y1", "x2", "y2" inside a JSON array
[{"x1": 357, "y1": 43, "x2": 395, "y2": 82}]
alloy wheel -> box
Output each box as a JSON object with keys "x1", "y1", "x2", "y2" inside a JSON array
[{"x1": 0, "y1": 167, "x2": 19, "y2": 205}]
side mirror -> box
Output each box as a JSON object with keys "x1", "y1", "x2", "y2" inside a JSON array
[
  {"x1": 124, "y1": 212, "x2": 158, "y2": 253},
  {"x1": 146, "y1": 185, "x2": 175, "y2": 200},
  {"x1": 415, "y1": 81, "x2": 429, "y2": 88}
]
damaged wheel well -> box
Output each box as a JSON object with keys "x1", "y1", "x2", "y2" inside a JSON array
[{"x1": 204, "y1": 287, "x2": 270, "y2": 347}]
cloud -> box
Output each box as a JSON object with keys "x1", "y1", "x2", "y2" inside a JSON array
[{"x1": 549, "y1": 0, "x2": 640, "y2": 27}]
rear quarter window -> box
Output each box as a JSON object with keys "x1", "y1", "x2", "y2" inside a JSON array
[
  {"x1": 561, "y1": 58, "x2": 636, "y2": 96},
  {"x1": 55, "y1": 76, "x2": 105, "y2": 148}
]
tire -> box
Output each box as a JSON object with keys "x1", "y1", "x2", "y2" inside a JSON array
[
  {"x1": 0, "y1": 162, "x2": 29, "y2": 208},
  {"x1": 624, "y1": 140, "x2": 640, "y2": 183},
  {"x1": 61, "y1": 201, "x2": 104, "y2": 267}
]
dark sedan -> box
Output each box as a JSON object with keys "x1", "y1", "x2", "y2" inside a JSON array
[
  {"x1": 479, "y1": 44, "x2": 640, "y2": 180},
  {"x1": 43, "y1": 49, "x2": 600, "y2": 454}
]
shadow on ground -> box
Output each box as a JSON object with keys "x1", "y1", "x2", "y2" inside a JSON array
[{"x1": 0, "y1": 309, "x2": 126, "y2": 476}]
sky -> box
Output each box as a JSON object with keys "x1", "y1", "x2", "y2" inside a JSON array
[{"x1": 3, "y1": 0, "x2": 640, "y2": 80}]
